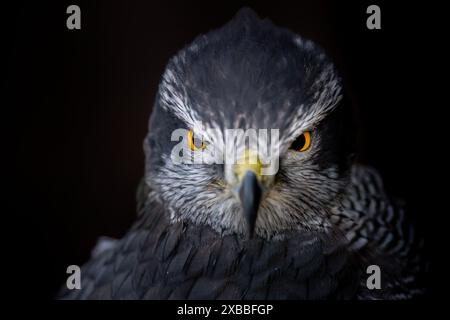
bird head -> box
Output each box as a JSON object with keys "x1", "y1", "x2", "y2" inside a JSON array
[{"x1": 144, "y1": 8, "x2": 354, "y2": 239}]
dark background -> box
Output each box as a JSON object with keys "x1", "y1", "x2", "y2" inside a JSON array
[{"x1": 4, "y1": 1, "x2": 442, "y2": 299}]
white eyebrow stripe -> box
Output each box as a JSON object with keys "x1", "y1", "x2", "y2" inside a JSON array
[
  {"x1": 280, "y1": 64, "x2": 342, "y2": 148},
  {"x1": 160, "y1": 67, "x2": 199, "y2": 127}
]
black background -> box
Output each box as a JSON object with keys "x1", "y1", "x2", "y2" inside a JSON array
[{"x1": 4, "y1": 0, "x2": 443, "y2": 300}]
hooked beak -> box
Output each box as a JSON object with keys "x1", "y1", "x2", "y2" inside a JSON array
[
  {"x1": 234, "y1": 149, "x2": 263, "y2": 238},
  {"x1": 238, "y1": 171, "x2": 262, "y2": 238}
]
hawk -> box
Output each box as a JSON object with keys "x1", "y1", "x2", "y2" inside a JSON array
[{"x1": 59, "y1": 8, "x2": 426, "y2": 300}]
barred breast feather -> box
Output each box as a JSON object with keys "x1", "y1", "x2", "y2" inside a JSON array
[{"x1": 335, "y1": 165, "x2": 426, "y2": 299}]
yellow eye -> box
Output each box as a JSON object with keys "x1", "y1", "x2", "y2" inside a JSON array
[
  {"x1": 188, "y1": 129, "x2": 206, "y2": 151},
  {"x1": 291, "y1": 131, "x2": 312, "y2": 152}
]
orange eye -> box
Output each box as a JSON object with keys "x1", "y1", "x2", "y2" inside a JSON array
[
  {"x1": 188, "y1": 129, "x2": 206, "y2": 151},
  {"x1": 290, "y1": 131, "x2": 312, "y2": 152}
]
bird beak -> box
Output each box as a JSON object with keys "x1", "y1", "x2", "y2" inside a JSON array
[
  {"x1": 234, "y1": 149, "x2": 263, "y2": 238},
  {"x1": 238, "y1": 171, "x2": 262, "y2": 238}
]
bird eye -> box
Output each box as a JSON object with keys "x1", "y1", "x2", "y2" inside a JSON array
[
  {"x1": 291, "y1": 131, "x2": 312, "y2": 152},
  {"x1": 188, "y1": 129, "x2": 206, "y2": 151}
]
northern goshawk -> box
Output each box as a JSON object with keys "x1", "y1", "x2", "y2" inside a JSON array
[{"x1": 59, "y1": 8, "x2": 426, "y2": 300}]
